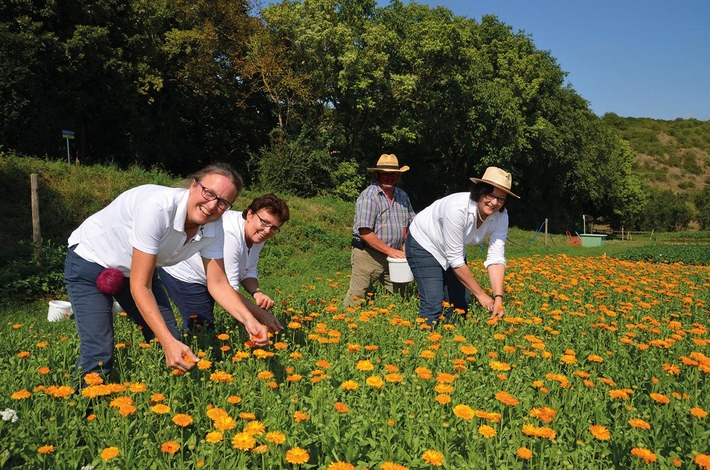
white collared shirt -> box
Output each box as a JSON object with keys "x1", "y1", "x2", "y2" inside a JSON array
[
  {"x1": 161, "y1": 210, "x2": 263, "y2": 290},
  {"x1": 68, "y1": 185, "x2": 224, "y2": 276},
  {"x1": 408, "y1": 192, "x2": 508, "y2": 270}
]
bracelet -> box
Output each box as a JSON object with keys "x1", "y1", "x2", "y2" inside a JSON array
[
  {"x1": 251, "y1": 288, "x2": 262, "y2": 296},
  {"x1": 493, "y1": 294, "x2": 504, "y2": 300}
]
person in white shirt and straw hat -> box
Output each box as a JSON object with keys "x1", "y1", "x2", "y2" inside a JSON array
[
  {"x1": 405, "y1": 167, "x2": 520, "y2": 326},
  {"x1": 344, "y1": 153, "x2": 416, "y2": 306}
]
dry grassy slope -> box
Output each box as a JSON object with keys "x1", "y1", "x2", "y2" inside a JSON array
[{"x1": 631, "y1": 133, "x2": 710, "y2": 193}]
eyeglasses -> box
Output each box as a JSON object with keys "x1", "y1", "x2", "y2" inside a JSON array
[
  {"x1": 194, "y1": 179, "x2": 232, "y2": 211},
  {"x1": 484, "y1": 193, "x2": 507, "y2": 205},
  {"x1": 255, "y1": 212, "x2": 280, "y2": 233}
]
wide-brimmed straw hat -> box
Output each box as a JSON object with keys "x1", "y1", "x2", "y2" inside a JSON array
[
  {"x1": 470, "y1": 167, "x2": 520, "y2": 199},
  {"x1": 367, "y1": 154, "x2": 410, "y2": 173}
]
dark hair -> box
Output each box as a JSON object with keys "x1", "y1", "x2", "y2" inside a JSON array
[
  {"x1": 186, "y1": 163, "x2": 244, "y2": 195},
  {"x1": 242, "y1": 193, "x2": 290, "y2": 224},
  {"x1": 470, "y1": 182, "x2": 509, "y2": 212}
]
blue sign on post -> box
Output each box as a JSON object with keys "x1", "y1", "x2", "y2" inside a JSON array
[{"x1": 62, "y1": 130, "x2": 75, "y2": 163}]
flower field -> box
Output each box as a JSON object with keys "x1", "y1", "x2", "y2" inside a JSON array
[{"x1": 2, "y1": 254, "x2": 709, "y2": 469}]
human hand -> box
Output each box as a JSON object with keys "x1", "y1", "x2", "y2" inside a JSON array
[
  {"x1": 253, "y1": 291, "x2": 275, "y2": 310},
  {"x1": 388, "y1": 248, "x2": 406, "y2": 259},
  {"x1": 254, "y1": 309, "x2": 283, "y2": 333},
  {"x1": 488, "y1": 297, "x2": 505, "y2": 320},
  {"x1": 163, "y1": 338, "x2": 198, "y2": 372},
  {"x1": 246, "y1": 320, "x2": 270, "y2": 346}
]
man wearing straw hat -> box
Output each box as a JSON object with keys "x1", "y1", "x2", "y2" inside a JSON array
[{"x1": 344, "y1": 154, "x2": 416, "y2": 307}]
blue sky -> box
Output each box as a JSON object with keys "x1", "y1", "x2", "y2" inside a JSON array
[{"x1": 404, "y1": 0, "x2": 710, "y2": 121}]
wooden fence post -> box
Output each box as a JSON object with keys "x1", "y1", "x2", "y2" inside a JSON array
[{"x1": 31, "y1": 173, "x2": 42, "y2": 267}]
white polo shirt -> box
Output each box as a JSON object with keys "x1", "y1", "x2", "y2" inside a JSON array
[
  {"x1": 68, "y1": 185, "x2": 225, "y2": 276},
  {"x1": 161, "y1": 210, "x2": 264, "y2": 291},
  {"x1": 408, "y1": 192, "x2": 508, "y2": 270}
]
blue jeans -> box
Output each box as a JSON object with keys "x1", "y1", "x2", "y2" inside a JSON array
[
  {"x1": 405, "y1": 234, "x2": 468, "y2": 325},
  {"x1": 64, "y1": 245, "x2": 179, "y2": 378},
  {"x1": 159, "y1": 268, "x2": 215, "y2": 331}
]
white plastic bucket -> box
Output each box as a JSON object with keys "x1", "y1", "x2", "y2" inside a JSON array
[
  {"x1": 387, "y1": 257, "x2": 414, "y2": 283},
  {"x1": 48, "y1": 300, "x2": 72, "y2": 322}
]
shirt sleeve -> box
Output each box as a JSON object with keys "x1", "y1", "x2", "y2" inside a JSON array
[{"x1": 484, "y1": 211, "x2": 508, "y2": 268}]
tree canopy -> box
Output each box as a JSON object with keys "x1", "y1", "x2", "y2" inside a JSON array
[{"x1": 0, "y1": 0, "x2": 666, "y2": 230}]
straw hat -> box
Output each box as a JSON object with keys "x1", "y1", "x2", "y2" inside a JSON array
[
  {"x1": 470, "y1": 167, "x2": 520, "y2": 199},
  {"x1": 367, "y1": 154, "x2": 410, "y2": 173}
]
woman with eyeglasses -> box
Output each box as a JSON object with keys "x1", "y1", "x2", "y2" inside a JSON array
[
  {"x1": 160, "y1": 194, "x2": 289, "y2": 331},
  {"x1": 64, "y1": 163, "x2": 279, "y2": 382},
  {"x1": 405, "y1": 167, "x2": 520, "y2": 327}
]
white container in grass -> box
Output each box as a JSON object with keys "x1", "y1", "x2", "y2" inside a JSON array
[
  {"x1": 387, "y1": 257, "x2": 414, "y2": 283},
  {"x1": 47, "y1": 300, "x2": 72, "y2": 322}
]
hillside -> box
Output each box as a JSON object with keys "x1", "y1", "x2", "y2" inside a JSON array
[{"x1": 602, "y1": 114, "x2": 710, "y2": 193}]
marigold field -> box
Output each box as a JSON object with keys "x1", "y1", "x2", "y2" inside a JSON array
[{"x1": 2, "y1": 254, "x2": 709, "y2": 469}]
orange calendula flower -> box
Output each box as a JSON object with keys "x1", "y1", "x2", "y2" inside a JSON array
[
  {"x1": 227, "y1": 395, "x2": 242, "y2": 404},
  {"x1": 628, "y1": 418, "x2": 651, "y2": 429},
  {"x1": 327, "y1": 462, "x2": 355, "y2": 470},
  {"x1": 37, "y1": 445, "x2": 54, "y2": 454},
  {"x1": 172, "y1": 413, "x2": 193, "y2": 427},
  {"x1": 381, "y1": 463, "x2": 409, "y2": 470},
  {"x1": 210, "y1": 371, "x2": 234, "y2": 383},
  {"x1": 453, "y1": 404, "x2": 475, "y2": 420},
  {"x1": 356, "y1": 360, "x2": 374, "y2": 371},
  {"x1": 216, "y1": 333, "x2": 230, "y2": 341},
  {"x1": 690, "y1": 407, "x2": 708, "y2": 418},
  {"x1": 11, "y1": 390, "x2": 31, "y2": 400},
  {"x1": 489, "y1": 361, "x2": 511, "y2": 371},
  {"x1": 232, "y1": 432, "x2": 256, "y2": 451},
  {"x1": 17, "y1": 351, "x2": 30, "y2": 358},
  {"x1": 37, "y1": 366, "x2": 50, "y2": 375},
  {"x1": 243, "y1": 420, "x2": 265, "y2": 436},
  {"x1": 213, "y1": 415, "x2": 237, "y2": 431},
  {"x1": 435, "y1": 394, "x2": 451, "y2": 405},
  {"x1": 649, "y1": 392, "x2": 670, "y2": 404},
  {"x1": 334, "y1": 402, "x2": 350, "y2": 413},
  {"x1": 631, "y1": 447, "x2": 657, "y2": 463},
  {"x1": 529, "y1": 407, "x2": 557, "y2": 423},
  {"x1": 589, "y1": 425, "x2": 611, "y2": 440},
  {"x1": 285, "y1": 447, "x2": 310, "y2": 465},
  {"x1": 101, "y1": 447, "x2": 119, "y2": 461},
  {"x1": 495, "y1": 391, "x2": 519, "y2": 406},
  {"x1": 293, "y1": 411, "x2": 310, "y2": 422},
  {"x1": 516, "y1": 447, "x2": 533, "y2": 460},
  {"x1": 694, "y1": 454, "x2": 710, "y2": 469},
  {"x1": 421, "y1": 449, "x2": 444, "y2": 466},
  {"x1": 478, "y1": 424, "x2": 497, "y2": 438},
  {"x1": 161, "y1": 441, "x2": 180, "y2": 454},
  {"x1": 205, "y1": 431, "x2": 223, "y2": 444},
  {"x1": 415, "y1": 367, "x2": 433, "y2": 380}
]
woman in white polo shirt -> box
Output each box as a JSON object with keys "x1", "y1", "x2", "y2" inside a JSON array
[
  {"x1": 64, "y1": 163, "x2": 280, "y2": 379},
  {"x1": 160, "y1": 194, "x2": 289, "y2": 331},
  {"x1": 405, "y1": 167, "x2": 520, "y2": 326}
]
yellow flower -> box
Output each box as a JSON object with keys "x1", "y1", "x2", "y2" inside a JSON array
[
  {"x1": 210, "y1": 371, "x2": 234, "y2": 383},
  {"x1": 285, "y1": 446, "x2": 310, "y2": 465},
  {"x1": 452, "y1": 404, "x2": 474, "y2": 420},
  {"x1": 294, "y1": 411, "x2": 310, "y2": 422},
  {"x1": 340, "y1": 380, "x2": 359, "y2": 391},
  {"x1": 100, "y1": 447, "x2": 119, "y2": 461},
  {"x1": 265, "y1": 431, "x2": 286, "y2": 444},
  {"x1": 529, "y1": 407, "x2": 557, "y2": 423},
  {"x1": 243, "y1": 420, "x2": 265, "y2": 436},
  {"x1": 381, "y1": 463, "x2": 409, "y2": 470},
  {"x1": 232, "y1": 432, "x2": 256, "y2": 451},
  {"x1": 366, "y1": 376, "x2": 384, "y2": 389},
  {"x1": 421, "y1": 449, "x2": 444, "y2": 466},
  {"x1": 478, "y1": 424, "x2": 497, "y2": 438},
  {"x1": 435, "y1": 394, "x2": 451, "y2": 405},
  {"x1": 205, "y1": 431, "x2": 223, "y2": 444},
  {"x1": 589, "y1": 425, "x2": 611, "y2": 440},
  {"x1": 356, "y1": 360, "x2": 374, "y2": 371},
  {"x1": 151, "y1": 404, "x2": 171, "y2": 414}
]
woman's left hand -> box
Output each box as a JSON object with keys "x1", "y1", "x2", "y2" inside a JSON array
[
  {"x1": 253, "y1": 308, "x2": 283, "y2": 333},
  {"x1": 488, "y1": 296, "x2": 505, "y2": 320}
]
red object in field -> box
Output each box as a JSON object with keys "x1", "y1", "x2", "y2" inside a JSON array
[
  {"x1": 566, "y1": 231, "x2": 581, "y2": 246},
  {"x1": 96, "y1": 267, "x2": 125, "y2": 295}
]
